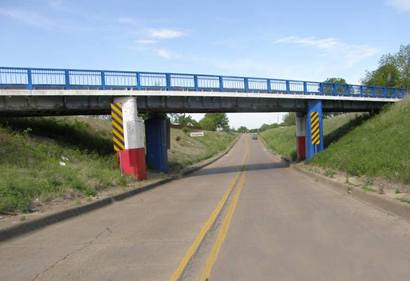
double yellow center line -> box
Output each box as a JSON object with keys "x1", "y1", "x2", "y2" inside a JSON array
[
  {"x1": 199, "y1": 169, "x2": 248, "y2": 281},
  {"x1": 169, "y1": 138, "x2": 250, "y2": 281}
]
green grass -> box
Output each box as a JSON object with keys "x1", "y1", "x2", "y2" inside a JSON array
[
  {"x1": 399, "y1": 197, "x2": 410, "y2": 204},
  {"x1": 311, "y1": 96, "x2": 410, "y2": 184},
  {"x1": 168, "y1": 128, "x2": 236, "y2": 171},
  {"x1": 362, "y1": 185, "x2": 377, "y2": 193},
  {"x1": 260, "y1": 113, "x2": 367, "y2": 160},
  {"x1": 0, "y1": 117, "x2": 236, "y2": 213}
]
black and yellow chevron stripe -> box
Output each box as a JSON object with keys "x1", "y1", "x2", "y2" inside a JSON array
[
  {"x1": 310, "y1": 112, "x2": 320, "y2": 145},
  {"x1": 111, "y1": 102, "x2": 125, "y2": 152}
]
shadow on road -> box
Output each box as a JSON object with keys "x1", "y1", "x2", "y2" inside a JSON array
[{"x1": 189, "y1": 161, "x2": 289, "y2": 177}]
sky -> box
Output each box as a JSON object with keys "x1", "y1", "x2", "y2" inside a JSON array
[{"x1": 1, "y1": 0, "x2": 409, "y2": 128}]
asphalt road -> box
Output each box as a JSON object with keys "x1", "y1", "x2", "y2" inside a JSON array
[{"x1": 1, "y1": 135, "x2": 409, "y2": 281}]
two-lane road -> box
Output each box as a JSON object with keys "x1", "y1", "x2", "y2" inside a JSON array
[{"x1": 0, "y1": 135, "x2": 409, "y2": 281}]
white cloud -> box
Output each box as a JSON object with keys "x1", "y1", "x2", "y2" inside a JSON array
[
  {"x1": 274, "y1": 36, "x2": 339, "y2": 50},
  {"x1": 274, "y1": 36, "x2": 378, "y2": 66},
  {"x1": 147, "y1": 28, "x2": 187, "y2": 39},
  {"x1": 386, "y1": 0, "x2": 410, "y2": 12},
  {"x1": 133, "y1": 28, "x2": 187, "y2": 58},
  {"x1": 154, "y1": 48, "x2": 180, "y2": 59},
  {"x1": 135, "y1": 39, "x2": 157, "y2": 45},
  {"x1": 134, "y1": 28, "x2": 186, "y2": 46},
  {"x1": 0, "y1": 7, "x2": 56, "y2": 29}
]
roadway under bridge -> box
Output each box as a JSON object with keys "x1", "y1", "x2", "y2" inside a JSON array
[{"x1": 1, "y1": 135, "x2": 409, "y2": 281}]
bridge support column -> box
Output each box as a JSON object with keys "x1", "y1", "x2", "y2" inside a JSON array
[
  {"x1": 113, "y1": 97, "x2": 147, "y2": 180},
  {"x1": 305, "y1": 100, "x2": 324, "y2": 160},
  {"x1": 145, "y1": 113, "x2": 170, "y2": 172},
  {"x1": 295, "y1": 112, "x2": 306, "y2": 161}
]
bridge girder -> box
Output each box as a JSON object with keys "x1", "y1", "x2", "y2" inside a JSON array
[{"x1": 0, "y1": 94, "x2": 390, "y2": 117}]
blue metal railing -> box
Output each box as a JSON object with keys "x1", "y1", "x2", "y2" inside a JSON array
[{"x1": 0, "y1": 66, "x2": 406, "y2": 99}]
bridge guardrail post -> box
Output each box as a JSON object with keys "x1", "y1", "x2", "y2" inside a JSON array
[
  {"x1": 303, "y1": 81, "x2": 307, "y2": 95},
  {"x1": 101, "y1": 71, "x2": 106, "y2": 90},
  {"x1": 244, "y1": 78, "x2": 249, "y2": 92},
  {"x1": 194, "y1": 75, "x2": 199, "y2": 91},
  {"x1": 27, "y1": 69, "x2": 33, "y2": 90},
  {"x1": 319, "y1": 83, "x2": 323, "y2": 95},
  {"x1": 332, "y1": 83, "x2": 337, "y2": 96},
  {"x1": 219, "y1": 76, "x2": 223, "y2": 91},
  {"x1": 402, "y1": 89, "x2": 406, "y2": 98},
  {"x1": 267, "y1": 79, "x2": 271, "y2": 93},
  {"x1": 166, "y1": 73, "x2": 171, "y2": 90},
  {"x1": 360, "y1": 85, "x2": 364, "y2": 97},
  {"x1": 136, "y1": 72, "x2": 141, "y2": 90},
  {"x1": 64, "y1": 70, "x2": 70, "y2": 90},
  {"x1": 286, "y1": 80, "x2": 290, "y2": 94}
]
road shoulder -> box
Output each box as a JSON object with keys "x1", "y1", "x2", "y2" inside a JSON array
[
  {"x1": 258, "y1": 136, "x2": 410, "y2": 222},
  {"x1": 292, "y1": 163, "x2": 410, "y2": 222}
]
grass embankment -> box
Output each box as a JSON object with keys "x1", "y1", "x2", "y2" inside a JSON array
[
  {"x1": 0, "y1": 117, "x2": 236, "y2": 213},
  {"x1": 168, "y1": 128, "x2": 237, "y2": 171},
  {"x1": 311, "y1": 97, "x2": 410, "y2": 184},
  {"x1": 260, "y1": 96, "x2": 410, "y2": 185},
  {"x1": 260, "y1": 113, "x2": 369, "y2": 160}
]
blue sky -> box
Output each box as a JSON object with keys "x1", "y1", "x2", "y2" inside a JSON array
[{"x1": 1, "y1": 0, "x2": 409, "y2": 128}]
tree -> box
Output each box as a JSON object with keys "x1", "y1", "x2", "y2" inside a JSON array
[
  {"x1": 324, "y1": 77, "x2": 346, "y2": 84},
  {"x1": 237, "y1": 126, "x2": 249, "y2": 133},
  {"x1": 323, "y1": 77, "x2": 347, "y2": 95},
  {"x1": 199, "y1": 113, "x2": 229, "y2": 131},
  {"x1": 363, "y1": 44, "x2": 410, "y2": 89},
  {"x1": 363, "y1": 63, "x2": 400, "y2": 88},
  {"x1": 321, "y1": 78, "x2": 348, "y2": 118},
  {"x1": 170, "y1": 113, "x2": 199, "y2": 128},
  {"x1": 281, "y1": 112, "x2": 296, "y2": 126}
]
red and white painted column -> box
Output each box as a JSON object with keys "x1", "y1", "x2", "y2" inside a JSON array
[
  {"x1": 296, "y1": 112, "x2": 306, "y2": 161},
  {"x1": 115, "y1": 97, "x2": 147, "y2": 180}
]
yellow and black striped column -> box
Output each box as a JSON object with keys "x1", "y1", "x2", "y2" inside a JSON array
[
  {"x1": 310, "y1": 111, "x2": 320, "y2": 145},
  {"x1": 111, "y1": 102, "x2": 125, "y2": 152}
]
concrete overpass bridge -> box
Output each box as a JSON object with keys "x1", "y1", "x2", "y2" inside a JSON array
[{"x1": 0, "y1": 66, "x2": 407, "y2": 178}]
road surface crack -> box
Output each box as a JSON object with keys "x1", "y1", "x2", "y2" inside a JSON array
[{"x1": 30, "y1": 227, "x2": 112, "y2": 281}]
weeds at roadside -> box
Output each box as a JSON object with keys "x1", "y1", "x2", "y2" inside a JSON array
[
  {"x1": 0, "y1": 117, "x2": 236, "y2": 215},
  {"x1": 398, "y1": 197, "x2": 410, "y2": 204},
  {"x1": 362, "y1": 185, "x2": 377, "y2": 193},
  {"x1": 345, "y1": 172, "x2": 350, "y2": 184},
  {"x1": 324, "y1": 169, "x2": 336, "y2": 178}
]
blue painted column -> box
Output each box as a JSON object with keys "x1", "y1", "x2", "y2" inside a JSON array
[
  {"x1": 305, "y1": 100, "x2": 324, "y2": 160},
  {"x1": 145, "y1": 114, "x2": 169, "y2": 172}
]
